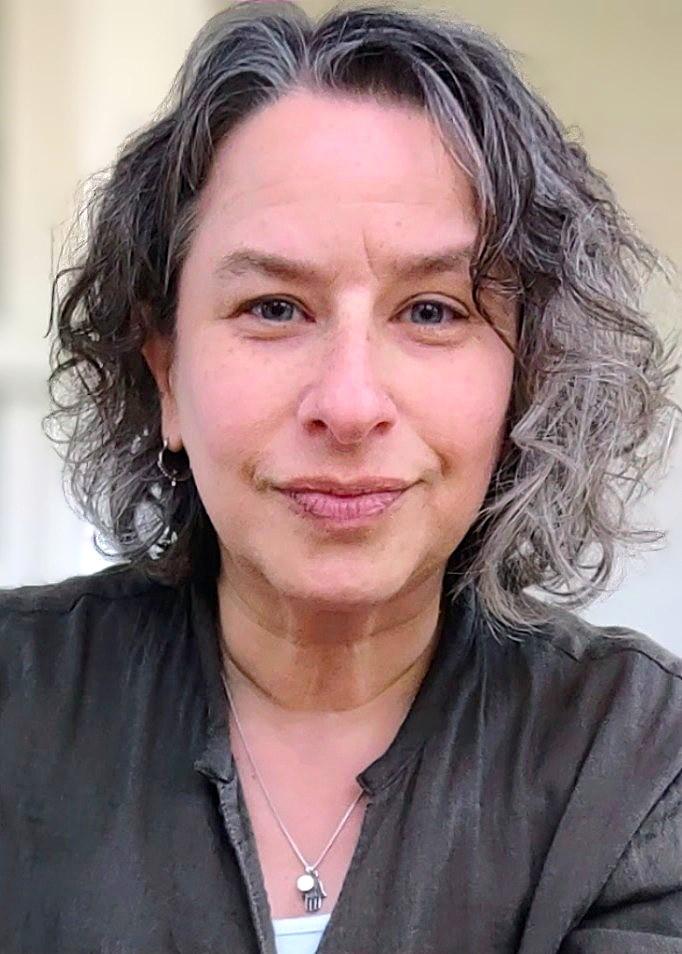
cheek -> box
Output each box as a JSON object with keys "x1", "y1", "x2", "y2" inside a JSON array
[
  {"x1": 433, "y1": 362, "x2": 512, "y2": 506},
  {"x1": 427, "y1": 352, "x2": 513, "y2": 476},
  {"x1": 174, "y1": 340, "x2": 284, "y2": 465}
]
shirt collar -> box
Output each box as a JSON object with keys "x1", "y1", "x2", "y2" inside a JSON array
[{"x1": 191, "y1": 573, "x2": 479, "y2": 795}]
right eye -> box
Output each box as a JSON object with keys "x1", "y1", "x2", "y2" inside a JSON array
[{"x1": 240, "y1": 297, "x2": 304, "y2": 324}]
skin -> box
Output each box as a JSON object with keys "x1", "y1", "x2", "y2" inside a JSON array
[{"x1": 144, "y1": 89, "x2": 517, "y2": 740}]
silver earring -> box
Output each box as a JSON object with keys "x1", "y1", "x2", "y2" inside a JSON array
[{"x1": 157, "y1": 438, "x2": 192, "y2": 488}]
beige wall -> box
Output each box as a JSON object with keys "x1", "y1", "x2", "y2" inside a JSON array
[
  {"x1": 442, "y1": 1, "x2": 682, "y2": 276},
  {"x1": 1, "y1": 0, "x2": 680, "y2": 646}
]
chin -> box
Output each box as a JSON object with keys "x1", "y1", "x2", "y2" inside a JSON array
[{"x1": 265, "y1": 563, "x2": 408, "y2": 610}]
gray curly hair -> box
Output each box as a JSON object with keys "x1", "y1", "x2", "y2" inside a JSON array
[{"x1": 46, "y1": 0, "x2": 679, "y2": 633}]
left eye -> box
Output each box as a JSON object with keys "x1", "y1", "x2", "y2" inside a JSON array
[
  {"x1": 242, "y1": 297, "x2": 466, "y2": 326},
  {"x1": 405, "y1": 300, "x2": 466, "y2": 326}
]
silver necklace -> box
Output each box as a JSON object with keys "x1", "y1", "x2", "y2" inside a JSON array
[{"x1": 220, "y1": 669, "x2": 365, "y2": 913}]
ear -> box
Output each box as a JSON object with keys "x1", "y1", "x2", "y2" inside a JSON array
[{"x1": 141, "y1": 335, "x2": 182, "y2": 451}]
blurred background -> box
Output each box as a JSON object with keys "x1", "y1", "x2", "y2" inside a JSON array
[{"x1": 1, "y1": 0, "x2": 680, "y2": 651}]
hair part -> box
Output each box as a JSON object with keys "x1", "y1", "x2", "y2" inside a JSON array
[{"x1": 46, "y1": 0, "x2": 680, "y2": 636}]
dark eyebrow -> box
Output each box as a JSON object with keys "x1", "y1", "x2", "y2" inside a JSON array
[{"x1": 213, "y1": 245, "x2": 475, "y2": 285}]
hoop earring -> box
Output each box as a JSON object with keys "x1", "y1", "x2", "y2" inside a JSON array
[{"x1": 157, "y1": 438, "x2": 192, "y2": 488}]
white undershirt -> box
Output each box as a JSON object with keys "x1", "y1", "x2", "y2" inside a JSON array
[{"x1": 272, "y1": 913, "x2": 332, "y2": 954}]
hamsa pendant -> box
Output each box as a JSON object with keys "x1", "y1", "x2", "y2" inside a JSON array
[{"x1": 296, "y1": 868, "x2": 327, "y2": 912}]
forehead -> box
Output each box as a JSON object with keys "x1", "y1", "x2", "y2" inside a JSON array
[{"x1": 197, "y1": 89, "x2": 476, "y2": 229}]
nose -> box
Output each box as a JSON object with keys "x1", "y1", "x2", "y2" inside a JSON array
[{"x1": 297, "y1": 320, "x2": 398, "y2": 447}]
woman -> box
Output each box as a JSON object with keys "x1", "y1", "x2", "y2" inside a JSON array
[{"x1": 1, "y1": 2, "x2": 680, "y2": 952}]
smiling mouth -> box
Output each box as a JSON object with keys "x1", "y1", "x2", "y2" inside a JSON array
[{"x1": 278, "y1": 487, "x2": 406, "y2": 523}]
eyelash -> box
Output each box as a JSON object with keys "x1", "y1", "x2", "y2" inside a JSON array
[{"x1": 236, "y1": 296, "x2": 469, "y2": 331}]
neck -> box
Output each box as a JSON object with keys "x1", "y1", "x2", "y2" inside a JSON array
[{"x1": 216, "y1": 559, "x2": 446, "y2": 718}]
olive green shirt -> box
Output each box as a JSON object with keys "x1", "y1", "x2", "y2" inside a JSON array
[{"x1": 1, "y1": 564, "x2": 681, "y2": 952}]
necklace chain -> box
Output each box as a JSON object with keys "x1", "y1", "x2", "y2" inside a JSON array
[{"x1": 220, "y1": 669, "x2": 365, "y2": 874}]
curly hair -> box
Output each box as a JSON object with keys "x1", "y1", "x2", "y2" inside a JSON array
[{"x1": 46, "y1": 0, "x2": 680, "y2": 634}]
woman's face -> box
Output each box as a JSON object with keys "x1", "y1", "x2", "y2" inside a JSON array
[{"x1": 146, "y1": 90, "x2": 516, "y2": 610}]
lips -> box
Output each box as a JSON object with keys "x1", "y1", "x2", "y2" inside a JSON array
[
  {"x1": 281, "y1": 488, "x2": 404, "y2": 519},
  {"x1": 277, "y1": 476, "x2": 413, "y2": 495}
]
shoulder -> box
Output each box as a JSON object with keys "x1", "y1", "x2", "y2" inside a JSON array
[
  {"x1": 0, "y1": 565, "x2": 194, "y2": 759},
  {"x1": 509, "y1": 600, "x2": 682, "y2": 724},
  {"x1": 0, "y1": 566, "x2": 203, "y2": 817},
  {"x1": 494, "y1": 597, "x2": 682, "y2": 803},
  {"x1": 520, "y1": 598, "x2": 682, "y2": 682},
  {"x1": 499, "y1": 596, "x2": 682, "y2": 717},
  {"x1": 0, "y1": 564, "x2": 184, "y2": 676},
  {"x1": 497, "y1": 603, "x2": 682, "y2": 919},
  {"x1": 0, "y1": 562, "x2": 171, "y2": 618}
]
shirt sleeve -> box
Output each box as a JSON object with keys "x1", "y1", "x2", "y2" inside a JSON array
[{"x1": 559, "y1": 767, "x2": 682, "y2": 953}]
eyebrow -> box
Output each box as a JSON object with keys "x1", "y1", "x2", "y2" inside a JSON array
[{"x1": 214, "y1": 244, "x2": 475, "y2": 285}]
